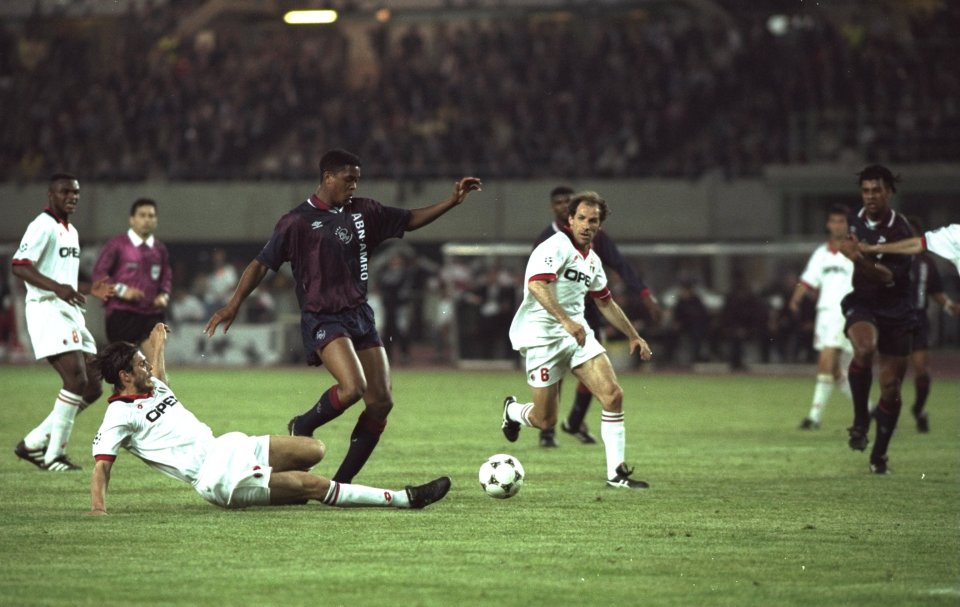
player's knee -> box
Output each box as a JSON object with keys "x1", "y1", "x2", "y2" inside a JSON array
[
  {"x1": 852, "y1": 340, "x2": 877, "y2": 359},
  {"x1": 364, "y1": 398, "x2": 393, "y2": 419},
  {"x1": 537, "y1": 412, "x2": 557, "y2": 430},
  {"x1": 60, "y1": 368, "x2": 87, "y2": 394},
  {"x1": 303, "y1": 438, "x2": 325, "y2": 465},
  {"x1": 597, "y1": 385, "x2": 624, "y2": 410},
  {"x1": 83, "y1": 380, "x2": 103, "y2": 404},
  {"x1": 879, "y1": 376, "x2": 902, "y2": 395},
  {"x1": 338, "y1": 380, "x2": 367, "y2": 406}
]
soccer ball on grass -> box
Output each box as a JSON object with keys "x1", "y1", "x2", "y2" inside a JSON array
[{"x1": 479, "y1": 453, "x2": 524, "y2": 499}]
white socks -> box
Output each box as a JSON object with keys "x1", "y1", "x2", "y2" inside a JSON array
[
  {"x1": 23, "y1": 410, "x2": 57, "y2": 450},
  {"x1": 506, "y1": 401, "x2": 534, "y2": 427},
  {"x1": 807, "y1": 374, "x2": 834, "y2": 423},
  {"x1": 43, "y1": 390, "x2": 82, "y2": 465},
  {"x1": 322, "y1": 481, "x2": 410, "y2": 508},
  {"x1": 601, "y1": 411, "x2": 626, "y2": 480}
]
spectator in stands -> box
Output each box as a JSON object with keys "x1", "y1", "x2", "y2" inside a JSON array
[
  {"x1": 204, "y1": 249, "x2": 238, "y2": 315},
  {"x1": 671, "y1": 280, "x2": 712, "y2": 366},
  {"x1": 721, "y1": 274, "x2": 768, "y2": 371}
]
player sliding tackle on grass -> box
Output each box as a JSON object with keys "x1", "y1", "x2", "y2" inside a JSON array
[
  {"x1": 87, "y1": 323, "x2": 450, "y2": 514},
  {"x1": 501, "y1": 191, "x2": 654, "y2": 489}
]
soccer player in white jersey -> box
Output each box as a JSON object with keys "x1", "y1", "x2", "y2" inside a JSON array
[
  {"x1": 860, "y1": 224, "x2": 960, "y2": 275},
  {"x1": 12, "y1": 174, "x2": 113, "y2": 471},
  {"x1": 500, "y1": 191, "x2": 654, "y2": 489},
  {"x1": 788, "y1": 205, "x2": 857, "y2": 430},
  {"x1": 88, "y1": 323, "x2": 450, "y2": 514}
]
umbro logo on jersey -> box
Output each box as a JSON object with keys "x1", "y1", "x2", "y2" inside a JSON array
[{"x1": 312, "y1": 220, "x2": 324, "y2": 230}]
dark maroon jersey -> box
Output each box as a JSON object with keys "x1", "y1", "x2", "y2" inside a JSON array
[
  {"x1": 910, "y1": 253, "x2": 944, "y2": 311},
  {"x1": 846, "y1": 207, "x2": 914, "y2": 318},
  {"x1": 257, "y1": 195, "x2": 410, "y2": 314}
]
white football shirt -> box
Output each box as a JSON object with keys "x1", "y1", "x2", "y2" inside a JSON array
[
  {"x1": 92, "y1": 379, "x2": 215, "y2": 485},
  {"x1": 798, "y1": 242, "x2": 854, "y2": 311},
  {"x1": 13, "y1": 210, "x2": 81, "y2": 302},
  {"x1": 924, "y1": 224, "x2": 960, "y2": 273},
  {"x1": 509, "y1": 231, "x2": 610, "y2": 349}
]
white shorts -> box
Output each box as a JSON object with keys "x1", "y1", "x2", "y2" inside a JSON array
[
  {"x1": 814, "y1": 308, "x2": 853, "y2": 352},
  {"x1": 25, "y1": 298, "x2": 96, "y2": 360},
  {"x1": 194, "y1": 433, "x2": 272, "y2": 509},
  {"x1": 519, "y1": 332, "x2": 606, "y2": 388}
]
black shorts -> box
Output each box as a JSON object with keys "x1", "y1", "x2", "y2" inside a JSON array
[
  {"x1": 842, "y1": 305, "x2": 916, "y2": 357},
  {"x1": 300, "y1": 303, "x2": 383, "y2": 366},
  {"x1": 105, "y1": 310, "x2": 165, "y2": 344},
  {"x1": 912, "y1": 311, "x2": 930, "y2": 351}
]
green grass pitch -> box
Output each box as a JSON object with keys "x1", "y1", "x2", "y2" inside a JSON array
[{"x1": 1, "y1": 365, "x2": 957, "y2": 606}]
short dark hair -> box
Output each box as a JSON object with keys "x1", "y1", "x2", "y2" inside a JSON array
[
  {"x1": 857, "y1": 165, "x2": 900, "y2": 193},
  {"x1": 49, "y1": 173, "x2": 77, "y2": 190},
  {"x1": 319, "y1": 149, "x2": 361, "y2": 176},
  {"x1": 550, "y1": 185, "x2": 575, "y2": 198},
  {"x1": 130, "y1": 198, "x2": 157, "y2": 216},
  {"x1": 568, "y1": 191, "x2": 609, "y2": 223},
  {"x1": 828, "y1": 203, "x2": 850, "y2": 218},
  {"x1": 92, "y1": 341, "x2": 139, "y2": 391}
]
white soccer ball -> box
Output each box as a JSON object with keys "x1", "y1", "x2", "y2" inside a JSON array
[{"x1": 479, "y1": 453, "x2": 525, "y2": 499}]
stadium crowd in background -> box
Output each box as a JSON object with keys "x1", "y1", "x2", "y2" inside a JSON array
[{"x1": 1, "y1": 2, "x2": 958, "y2": 182}]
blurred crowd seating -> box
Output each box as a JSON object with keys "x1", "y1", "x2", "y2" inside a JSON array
[{"x1": 1, "y1": 1, "x2": 957, "y2": 182}]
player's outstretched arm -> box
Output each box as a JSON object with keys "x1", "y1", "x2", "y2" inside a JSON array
[
  {"x1": 859, "y1": 236, "x2": 923, "y2": 256},
  {"x1": 595, "y1": 296, "x2": 653, "y2": 361},
  {"x1": 88, "y1": 459, "x2": 113, "y2": 516},
  {"x1": 143, "y1": 323, "x2": 170, "y2": 383},
  {"x1": 204, "y1": 259, "x2": 268, "y2": 336},
  {"x1": 406, "y1": 177, "x2": 482, "y2": 231}
]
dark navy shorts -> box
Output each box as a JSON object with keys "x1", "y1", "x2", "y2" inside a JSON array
[
  {"x1": 911, "y1": 311, "x2": 930, "y2": 351},
  {"x1": 300, "y1": 303, "x2": 383, "y2": 366},
  {"x1": 106, "y1": 310, "x2": 166, "y2": 344},
  {"x1": 842, "y1": 304, "x2": 916, "y2": 357}
]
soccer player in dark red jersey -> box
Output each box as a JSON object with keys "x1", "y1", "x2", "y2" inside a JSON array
[
  {"x1": 533, "y1": 186, "x2": 661, "y2": 448},
  {"x1": 204, "y1": 149, "x2": 481, "y2": 483},
  {"x1": 835, "y1": 165, "x2": 916, "y2": 474},
  {"x1": 902, "y1": 216, "x2": 959, "y2": 433}
]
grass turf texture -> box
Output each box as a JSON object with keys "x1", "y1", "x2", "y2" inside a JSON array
[{"x1": 1, "y1": 366, "x2": 957, "y2": 607}]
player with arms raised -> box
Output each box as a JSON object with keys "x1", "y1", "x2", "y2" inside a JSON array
[
  {"x1": 501, "y1": 191, "x2": 654, "y2": 489},
  {"x1": 205, "y1": 148, "x2": 481, "y2": 484}
]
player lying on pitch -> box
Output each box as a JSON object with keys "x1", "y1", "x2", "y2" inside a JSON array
[{"x1": 87, "y1": 323, "x2": 450, "y2": 515}]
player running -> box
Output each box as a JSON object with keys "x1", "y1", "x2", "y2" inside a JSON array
[{"x1": 500, "y1": 191, "x2": 654, "y2": 489}]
